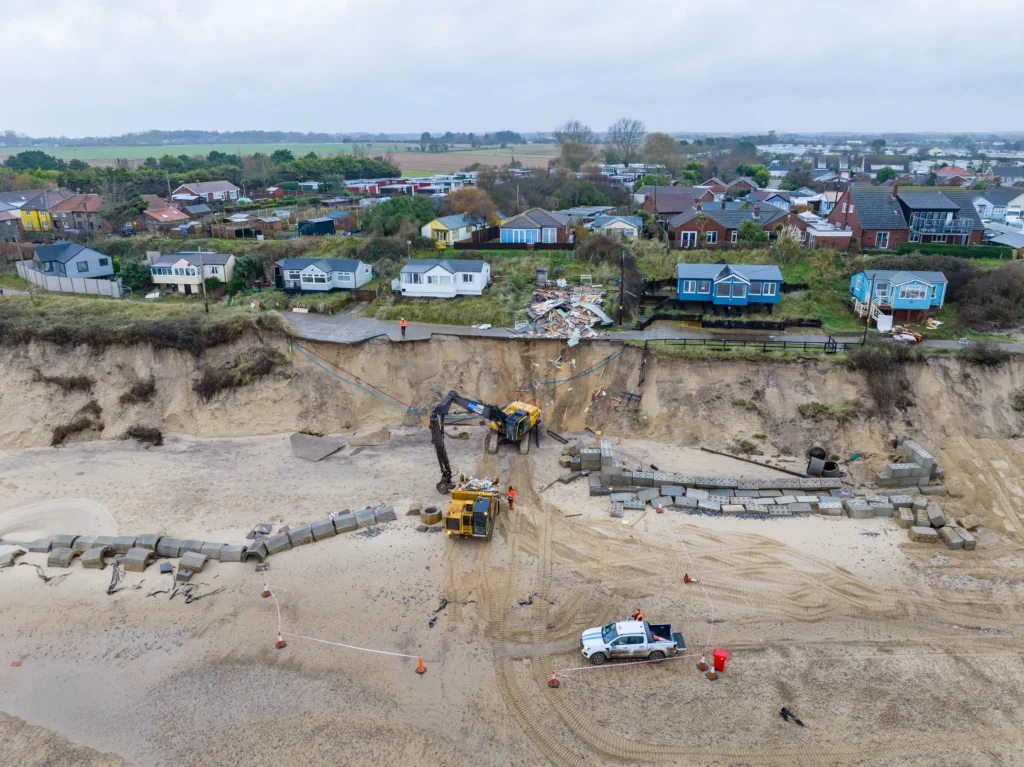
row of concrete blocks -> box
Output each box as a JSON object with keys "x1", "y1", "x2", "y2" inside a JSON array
[
  {"x1": 599, "y1": 469, "x2": 844, "y2": 492},
  {"x1": 24, "y1": 504, "x2": 399, "y2": 572},
  {"x1": 908, "y1": 525, "x2": 977, "y2": 550}
]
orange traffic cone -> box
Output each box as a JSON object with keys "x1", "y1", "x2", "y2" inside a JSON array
[
  {"x1": 548, "y1": 671, "x2": 560, "y2": 689},
  {"x1": 275, "y1": 632, "x2": 286, "y2": 649},
  {"x1": 262, "y1": 582, "x2": 271, "y2": 598},
  {"x1": 416, "y1": 657, "x2": 426, "y2": 675},
  {"x1": 697, "y1": 654, "x2": 708, "y2": 672},
  {"x1": 707, "y1": 667, "x2": 719, "y2": 681},
  {"x1": 656, "y1": 502, "x2": 664, "y2": 514},
  {"x1": 684, "y1": 573, "x2": 700, "y2": 584}
]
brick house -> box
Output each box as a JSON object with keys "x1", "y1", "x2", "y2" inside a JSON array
[
  {"x1": 0, "y1": 209, "x2": 22, "y2": 242},
  {"x1": 499, "y1": 208, "x2": 571, "y2": 244},
  {"x1": 171, "y1": 180, "x2": 241, "y2": 203},
  {"x1": 642, "y1": 187, "x2": 715, "y2": 218},
  {"x1": 51, "y1": 193, "x2": 105, "y2": 237},
  {"x1": 668, "y1": 201, "x2": 792, "y2": 248},
  {"x1": 826, "y1": 183, "x2": 983, "y2": 250}
]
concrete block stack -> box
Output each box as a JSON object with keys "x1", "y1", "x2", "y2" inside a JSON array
[{"x1": 875, "y1": 436, "x2": 945, "y2": 489}]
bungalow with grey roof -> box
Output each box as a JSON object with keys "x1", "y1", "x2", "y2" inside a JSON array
[
  {"x1": 677, "y1": 262, "x2": 783, "y2": 315},
  {"x1": 273, "y1": 258, "x2": 372, "y2": 293},
  {"x1": 34, "y1": 242, "x2": 114, "y2": 279},
  {"x1": 397, "y1": 258, "x2": 490, "y2": 298},
  {"x1": 149, "y1": 251, "x2": 235, "y2": 295},
  {"x1": 499, "y1": 208, "x2": 571, "y2": 244}
]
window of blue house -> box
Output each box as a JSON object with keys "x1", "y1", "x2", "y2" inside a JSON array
[
  {"x1": 715, "y1": 283, "x2": 730, "y2": 297},
  {"x1": 732, "y1": 284, "x2": 746, "y2": 298},
  {"x1": 749, "y1": 282, "x2": 762, "y2": 296},
  {"x1": 931, "y1": 285, "x2": 937, "y2": 300},
  {"x1": 762, "y1": 282, "x2": 777, "y2": 297},
  {"x1": 682, "y1": 279, "x2": 696, "y2": 293},
  {"x1": 698, "y1": 280, "x2": 710, "y2": 294},
  {"x1": 855, "y1": 275, "x2": 862, "y2": 291}
]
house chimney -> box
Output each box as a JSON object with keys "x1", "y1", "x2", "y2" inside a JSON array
[
  {"x1": 891, "y1": 179, "x2": 899, "y2": 198},
  {"x1": 753, "y1": 203, "x2": 760, "y2": 219},
  {"x1": 696, "y1": 201, "x2": 702, "y2": 211}
]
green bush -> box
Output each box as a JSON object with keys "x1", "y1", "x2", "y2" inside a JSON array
[
  {"x1": 798, "y1": 400, "x2": 861, "y2": 422},
  {"x1": 958, "y1": 264, "x2": 1024, "y2": 328},
  {"x1": 119, "y1": 377, "x2": 156, "y2": 405},
  {"x1": 895, "y1": 243, "x2": 1012, "y2": 259},
  {"x1": 193, "y1": 347, "x2": 286, "y2": 401},
  {"x1": 958, "y1": 342, "x2": 1012, "y2": 367},
  {"x1": 225, "y1": 275, "x2": 246, "y2": 295},
  {"x1": 32, "y1": 369, "x2": 95, "y2": 394},
  {"x1": 120, "y1": 260, "x2": 152, "y2": 291}
]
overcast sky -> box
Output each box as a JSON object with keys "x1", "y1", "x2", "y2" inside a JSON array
[{"x1": 7, "y1": 0, "x2": 1024, "y2": 137}]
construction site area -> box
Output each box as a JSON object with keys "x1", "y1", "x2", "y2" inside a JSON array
[{"x1": 3, "y1": 332, "x2": 1024, "y2": 766}]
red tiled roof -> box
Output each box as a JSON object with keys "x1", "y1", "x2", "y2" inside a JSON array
[
  {"x1": 141, "y1": 194, "x2": 174, "y2": 211},
  {"x1": 936, "y1": 165, "x2": 971, "y2": 175},
  {"x1": 144, "y1": 207, "x2": 190, "y2": 223},
  {"x1": 52, "y1": 193, "x2": 104, "y2": 213}
]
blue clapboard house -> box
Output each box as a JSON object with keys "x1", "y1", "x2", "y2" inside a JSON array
[
  {"x1": 676, "y1": 262, "x2": 784, "y2": 314},
  {"x1": 849, "y1": 269, "x2": 947, "y2": 324}
]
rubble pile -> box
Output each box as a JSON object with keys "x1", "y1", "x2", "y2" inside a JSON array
[{"x1": 516, "y1": 283, "x2": 612, "y2": 341}]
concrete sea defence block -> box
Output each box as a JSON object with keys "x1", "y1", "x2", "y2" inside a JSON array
[
  {"x1": 735, "y1": 489, "x2": 760, "y2": 498},
  {"x1": 221, "y1": 545, "x2": 246, "y2": 562},
  {"x1": 623, "y1": 499, "x2": 646, "y2": 510},
  {"x1": 27, "y1": 540, "x2": 53, "y2": 554},
  {"x1": 912, "y1": 496, "x2": 928, "y2": 511},
  {"x1": 920, "y1": 485, "x2": 948, "y2": 497},
  {"x1": 789, "y1": 503, "x2": 813, "y2": 513},
  {"x1": 200, "y1": 543, "x2": 226, "y2": 560},
  {"x1": 770, "y1": 508, "x2": 793, "y2": 517},
  {"x1": 92, "y1": 536, "x2": 117, "y2": 549},
  {"x1": 48, "y1": 548, "x2": 81, "y2": 568},
  {"x1": 637, "y1": 488, "x2": 659, "y2": 502},
  {"x1": 890, "y1": 495, "x2": 913, "y2": 509},
  {"x1": 179, "y1": 551, "x2": 208, "y2": 572},
  {"x1": 180, "y1": 540, "x2": 205, "y2": 555},
  {"x1": 653, "y1": 496, "x2": 673, "y2": 509},
  {"x1": 111, "y1": 536, "x2": 137, "y2": 555},
  {"x1": 872, "y1": 503, "x2": 895, "y2": 518},
  {"x1": 721, "y1": 504, "x2": 745, "y2": 515},
  {"x1": 818, "y1": 499, "x2": 843, "y2": 514},
  {"x1": 959, "y1": 515, "x2": 981, "y2": 531},
  {"x1": 757, "y1": 497, "x2": 776, "y2": 505},
  {"x1": 124, "y1": 548, "x2": 157, "y2": 572},
  {"x1": 736, "y1": 479, "x2": 760, "y2": 491},
  {"x1": 610, "y1": 492, "x2": 635, "y2": 503},
  {"x1": 698, "y1": 500, "x2": 721, "y2": 512},
  {"x1": 675, "y1": 496, "x2": 698, "y2": 509},
  {"x1": 937, "y1": 526, "x2": 963, "y2": 550},
  {"x1": 72, "y1": 537, "x2": 96, "y2": 552},
  {"x1": 610, "y1": 502, "x2": 624, "y2": 519},
  {"x1": 354, "y1": 509, "x2": 377, "y2": 528},
  {"x1": 333, "y1": 512, "x2": 358, "y2": 533},
  {"x1": 81, "y1": 546, "x2": 113, "y2": 570},
  {"x1": 927, "y1": 505, "x2": 946, "y2": 528},
  {"x1": 265, "y1": 534, "x2": 292, "y2": 555},
  {"x1": 957, "y1": 528, "x2": 977, "y2": 550},
  {"x1": 848, "y1": 507, "x2": 875, "y2": 520},
  {"x1": 311, "y1": 519, "x2": 337, "y2": 541},
  {"x1": 909, "y1": 526, "x2": 939, "y2": 543},
  {"x1": 407, "y1": 502, "x2": 423, "y2": 516},
  {"x1": 661, "y1": 485, "x2": 683, "y2": 497},
  {"x1": 759, "y1": 490, "x2": 782, "y2": 498},
  {"x1": 746, "y1": 504, "x2": 770, "y2": 514},
  {"x1": 796, "y1": 496, "x2": 819, "y2": 504},
  {"x1": 897, "y1": 509, "x2": 915, "y2": 529},
  {"x1": 915, "y1": 510, "x2": 930, "y2": 527},
  {"x1": 52, "y1": 535, "x2": 78, "y2": 548},
  {"x1": 156, "y1": 538, "x2": 184, "y2": 558},
  {"x1": 134, "y1": 535, "x2": 160, "y2": 550},
  {"x1": 288, "y1": 525, "x2": 314, "y2": 545},
  {"x1": 0, "y1": 547, "x2": 27, "y2": 567},
  {"x1": 686, "y1": 488, "x2": 709, "y2": 500},
  {"x1": 589, "y1": 485, "x2": 612, "y2": 497},
  {"x1": 242, "y1": 542, "x2": 268, "y2": 563},
  {"x1": 776, "y1": 496, "x2": 798, "y2": 506}
]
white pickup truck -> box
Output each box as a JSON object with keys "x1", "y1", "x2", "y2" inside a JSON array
[{"x1": 580, "y1": 619, "x2": 686, "y2": 665}]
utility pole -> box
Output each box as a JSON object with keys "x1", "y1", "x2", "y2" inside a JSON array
[
  {"x1": 165, "y1": 171, "x2": 173, "y2": 204},
  {"x1": 862, "y1": 273, "x2": 875, "y2": 344},
  {"x1": 198, "y1": 243, "x2": 209, "y2": 314},
  {"x1": 618, "y1": 249, "x2": 625, "y2": 326}
]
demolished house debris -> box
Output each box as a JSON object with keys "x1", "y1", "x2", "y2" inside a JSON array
[{"x1": 516, "y1": 282, "x2": 613, "y2": 341}]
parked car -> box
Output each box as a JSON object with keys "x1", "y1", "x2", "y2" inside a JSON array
[{"x1": 580, "y1": 619, "x2": 685, "y2": 665}]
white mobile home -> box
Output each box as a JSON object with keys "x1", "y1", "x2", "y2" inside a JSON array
[
  {"x1": 397, "y1": 258, "x2": 490, "y2": 298},
  {"x1": 274, "y1": 258, "x2": 372, "y2": 293}
]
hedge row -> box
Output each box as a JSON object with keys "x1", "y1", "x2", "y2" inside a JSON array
[{"x1": 895, "y1": 242, "x2": 1013, "y2": 259}]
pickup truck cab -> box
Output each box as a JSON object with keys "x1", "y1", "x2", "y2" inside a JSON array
[{"x1": 580, "y1": 620, "x2": 685, "y2": 665}]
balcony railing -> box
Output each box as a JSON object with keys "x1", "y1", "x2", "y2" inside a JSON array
[{"x1": 909, "y1": 214, "x2": 974, "y2": 235}]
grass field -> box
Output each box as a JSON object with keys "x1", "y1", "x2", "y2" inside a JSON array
[{"x1": 0, "y1": 142, "x2": 559, "y2": 174}]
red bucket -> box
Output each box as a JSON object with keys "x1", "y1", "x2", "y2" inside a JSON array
[{"x1": 713, "y1": 648, "x2": 728, "y2": 673}]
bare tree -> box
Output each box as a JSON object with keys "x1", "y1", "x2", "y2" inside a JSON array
[
  {"x1": 554, "y1": 119, "x2": 595, "y2": 171},
  {"x1": 245, "y1": 153, "x2": 277, "y2": 187},
  {"x1": 606, "y1": 118, "x2": 646, "y2": 165},
  {"x1": 644, "y1": 132, "x2": 683, "y2": 173}
]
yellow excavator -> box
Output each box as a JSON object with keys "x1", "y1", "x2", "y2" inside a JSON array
[
  {"x1": 443, "y1": 487, "x2": 501, "y2": 538},
  {"x1": 430, "y1": 390, "x2": 542, "y2": 492}
]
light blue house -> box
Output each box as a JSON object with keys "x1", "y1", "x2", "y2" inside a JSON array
[
  {"x1": 676, "y1": 262, "x2": 784, "y2": 314},
  {"x1": 850, "y1": 269, "x2": 947, "y2": 324},
  {"x1": 33, "y1": 242, "x2": 115, "y2": 279}
]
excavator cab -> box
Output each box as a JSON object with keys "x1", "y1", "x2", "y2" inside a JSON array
[
  {"x1": 486, "y1": 401, "x2": 542, "y2": 455},
  {"x1": 444, "y1": 490, "x2": 500, "y2": 538}
]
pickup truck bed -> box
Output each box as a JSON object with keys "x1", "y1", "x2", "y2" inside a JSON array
[{"x1": 647, "y1": 624, "x2": 686, "y2": 650}]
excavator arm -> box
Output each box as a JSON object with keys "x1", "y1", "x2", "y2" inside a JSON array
[{"x1": 430, "y1": 390, "x2": 509, "y2": 493}]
